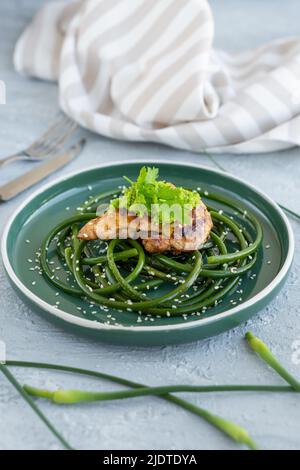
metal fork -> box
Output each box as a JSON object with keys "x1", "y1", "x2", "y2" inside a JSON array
[{"x1": 0, "y1": 114, "x2": 78, "y2": 167}]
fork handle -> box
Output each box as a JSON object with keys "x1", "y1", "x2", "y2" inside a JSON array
[{"x1": 0, "y1": 152, "x2": 27, "y2": 168}]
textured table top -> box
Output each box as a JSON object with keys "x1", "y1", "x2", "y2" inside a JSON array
[{"x1": 0, "y1": 0, "x2": 300, "y2": 450}]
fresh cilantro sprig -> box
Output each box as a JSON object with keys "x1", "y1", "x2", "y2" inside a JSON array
[{"x1": 111, "y1": 167, "x2": 201, "y2": 224}]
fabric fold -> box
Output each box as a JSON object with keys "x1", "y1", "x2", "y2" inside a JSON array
[{"x1": 14, "y1": 0, "x2": 300, "y2": 154}]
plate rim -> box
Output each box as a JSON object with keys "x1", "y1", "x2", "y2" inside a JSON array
[{"x1": 1, "y1": 159, "x2": 295, "y2": 333}]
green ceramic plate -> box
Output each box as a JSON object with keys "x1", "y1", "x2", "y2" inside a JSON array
[{"x1": 1, "y1": 161, "x2": 294, "y2": 346}]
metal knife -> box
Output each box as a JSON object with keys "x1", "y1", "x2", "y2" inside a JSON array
[{"x1": 0, "y1": 139, "x2": 86, "y2": 201}]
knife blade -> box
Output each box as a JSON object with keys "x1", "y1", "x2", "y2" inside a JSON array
[{"x1": 0, "y1": 139, "x2": 86, "y2": 201}]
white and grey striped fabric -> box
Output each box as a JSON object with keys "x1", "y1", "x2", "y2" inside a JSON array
[{"x1": 14, "y1": 0, "x2": 300, "y2": 154}]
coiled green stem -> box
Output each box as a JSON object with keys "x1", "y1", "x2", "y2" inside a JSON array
[{"x1": 39, "y1": 188, "x2": 262, "y2": 318}]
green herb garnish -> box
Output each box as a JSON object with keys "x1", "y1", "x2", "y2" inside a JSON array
[{"x1": 111, "y1": 166, "x2": 201, "y2": 224}]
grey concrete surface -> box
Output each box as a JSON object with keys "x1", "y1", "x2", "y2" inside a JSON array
[{"x1": 0, "y1": 0, "x2": 300, "y2": 450}]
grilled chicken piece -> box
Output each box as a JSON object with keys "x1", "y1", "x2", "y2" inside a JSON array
[
  {"x1": 142, "y1": 204, "x2": 212, "y2": 253},
  {"x1": 78, "y1": 202, "x2": 213, "y2": 253}
]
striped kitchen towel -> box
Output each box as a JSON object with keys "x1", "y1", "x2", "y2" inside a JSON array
[{"x1": 14, "y1": 0, "x2": 300, "y2": 154}]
